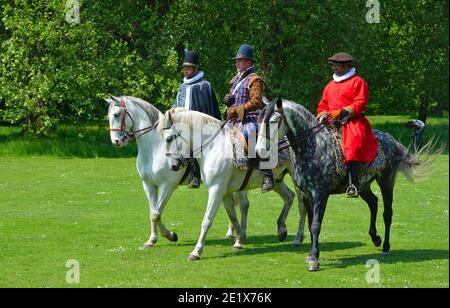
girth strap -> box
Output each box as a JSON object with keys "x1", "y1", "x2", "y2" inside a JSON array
[{"x1": 239, "y1": 166, "x2": 254, "y2": 191}]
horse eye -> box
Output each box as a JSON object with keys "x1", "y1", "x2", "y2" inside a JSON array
[
  {"x1": 114, "y1": 113, "x2": 120, "y2": 117},
  {"x1": 166, "y1": 136, "x2": 173, "y2": 142}
]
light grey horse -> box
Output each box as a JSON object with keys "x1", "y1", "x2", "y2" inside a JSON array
[
  {"x1": 107, "y1": 96, "x2": 305, "y2": 259},
  {"x1": 160, "y1": 110, "x2": 307, "y2": 260}
]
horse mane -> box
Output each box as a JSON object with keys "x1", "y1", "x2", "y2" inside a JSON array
[
  {"x1": 158, "y1": 110, "x2": 222, "y2": 133},
  {"x1": 125, "y1": 96, "x2": 162, "y2": 122},
  {"x1": 260, "y1": 98, "x2": 318, "y2": 125}
]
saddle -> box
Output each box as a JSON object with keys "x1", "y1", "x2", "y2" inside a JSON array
[
  {"x1": 325, "y1": 125, "x2": 386, "y2": 177},
  {"x1": 231, "y1": 128, "x2": 290, "y2": 170}
]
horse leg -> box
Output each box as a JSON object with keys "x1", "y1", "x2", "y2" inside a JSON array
[
  {"x1": 235, "y1": 192, "x2": 249, "y2": 241},
  {"x1": 142, "y1": 181, "x2": 159, "y2": 248},
  {"x1": 272, "y1": 179, "x2": 295, "y2": 242},
  {"x1": 359, "y1": 188, "x2": 382, "y2": 247},
  {"x1": 188, "y1": 185, "x2": 229, "y2": 261},
  {"x1": 154, "y1": 184, "x2": 178, "y2": 243},
  {"x1": 223, "y1": 194, "x2": 245, "y2": 249},
  {"x1": 292, "y1": 187, "x2": 307, "y2": 246},
  {"x1": 307, "y1": 191, "x2": 329, "y2": 272},
  {"x1": 376, "y1": 173, "x2": 396, "y2": 255},
  {"x1": 225, "y1": 220, "x2": 235, "y2": 239}
]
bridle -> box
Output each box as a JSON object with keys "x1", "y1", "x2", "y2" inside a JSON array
[
  {"x1": 164, "y1": 119, "x2": 228, "y2": 165},
  {"x1": 263, "y1": 106, "x2": 333, "y2": 152},
  {"x1": 109, "y1": 98, "x2": 159, "y2": 140}
]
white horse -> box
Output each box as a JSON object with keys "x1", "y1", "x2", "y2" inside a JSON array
[
  {"x1": 106, "y1": 96, "x2": 304, "y2": 256},
  {"x1": 160, "y1": 110, "x2": 307, "y2": 260}
]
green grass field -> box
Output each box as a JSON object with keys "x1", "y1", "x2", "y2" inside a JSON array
[{"x1": 0, "y1": 117, "x2": 448, "y2": 288}]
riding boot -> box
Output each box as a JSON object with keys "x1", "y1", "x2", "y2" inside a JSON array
[
  {"x1": 346, "y1": 161, "x2": 361, "y2": 198},
  {"x1": 261, "y1": 169, "x2": 274, "y2": 193},
  {"x1": 188, "y1": 159, "x2": 201, "y2": 189}
]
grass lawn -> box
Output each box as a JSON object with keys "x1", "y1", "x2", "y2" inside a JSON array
[
  {"x1": 0, "y1": 155, "x2": 448, "y2": 288},
  {"x1": 0, "y1": 116, "x2": 448, "y2": 288}
]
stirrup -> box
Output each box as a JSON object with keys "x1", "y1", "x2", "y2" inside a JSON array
[
  {"x1": 346, "y1": 184, "x2": 359, "y2": 198},
  {"x1": 188, "y1": 178, "x2": 200, "y2": 189},
  {"x1": 261, "y1": 178, "x2": 274, "y2": 193}
]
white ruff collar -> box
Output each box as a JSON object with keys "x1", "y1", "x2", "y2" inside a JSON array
[
  {"x1": 333, "y1": 67, "x2": 356, "y2": 82},
  {"x1": 184, "y1": 71, "x2": 204, "y2": 84}
]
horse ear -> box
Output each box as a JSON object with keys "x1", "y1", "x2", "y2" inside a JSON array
[
  {"x1": 110, "y1": 95, "x2": 121, "y2": 104},
  {"x1": 104, "y1": 98, "x2": 114, "y2": 107},
  {"x1": 276, "y1": 98, "x2": 283, "y2": 110},
  {"x1": 162, "y1": 110, "x2": 173, "y2": 130}
]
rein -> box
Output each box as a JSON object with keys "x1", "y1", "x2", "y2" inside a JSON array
[
  {"x1": 164, "y1": 118, "x2": 229, "y2": 161},
  {"x1": 109, "y1": 98, "x2": 159, "y2": 140},
  {"x1": 271, "y1": 107, "x2": 335, "y2": 152}
]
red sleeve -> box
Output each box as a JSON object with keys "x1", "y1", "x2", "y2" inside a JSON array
[
  {"x1": 317, "y1": 85, "x2": 330, "y2": 115},
  {"x1": 350, "y1": 77, "x2": 369, "y2": 116}
]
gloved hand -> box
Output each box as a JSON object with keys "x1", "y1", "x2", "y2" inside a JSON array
[
  {"x1": 224, "y1": 94, "x2": 235, "y2": 107},
  {"x1": 316, "y1": 112, "x2": 329, "y2": 124},
  {"x1": 225, "y1": 107, "x2": 237, "y2": 119},
  {"x1": 328, "y1": 109, "x2": 341, "y2": 121},
  {"x1": 225, "y1": 105, "x2": 245, "y2": 122}
]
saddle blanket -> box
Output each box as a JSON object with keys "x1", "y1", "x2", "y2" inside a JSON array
[{"x1": 232, "y1": 131, "x2": 290, "y2": 170}]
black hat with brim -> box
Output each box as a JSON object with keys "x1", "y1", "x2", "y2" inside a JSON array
[{"x1": 183, "y1": 51, "x2": 199, "y2": 67}]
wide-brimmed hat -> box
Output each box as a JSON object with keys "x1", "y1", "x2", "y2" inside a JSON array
[
  {"x1": 328, "y1": 52, "x2": 353, "y2": 65},
  {"x1": 183, "y1": 51, "x2": 199, "y2": 67},
  {"x1": 232, "y1": 44, "x2": 254, "y2": 61}
]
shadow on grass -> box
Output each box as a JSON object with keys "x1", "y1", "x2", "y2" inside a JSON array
[
  {"x1": 325, "y1": 249, "x2": 449, "y2": 269},
  {"x1": 177, "y1": 234, "x2": 448, "y2": 267},
  {"x1": 178, "y1": 234, "x2": 366, "y2": 253},
  {"x1": 0, "y1": 124, "x2": 138, "y2": 158}
]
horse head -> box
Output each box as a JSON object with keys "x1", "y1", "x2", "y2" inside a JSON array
[
  {"x1": 106, "y1": 96, "x2": 135, "y2": 147},
  {"x1": 161, "y1": 110, "x2": 191, "y2": 171},
  {"x1": 256, "y1": 98, "x2": 290, "y2": 158}
]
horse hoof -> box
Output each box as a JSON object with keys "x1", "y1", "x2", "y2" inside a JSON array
[
  {"x1": 373, "y1": 236, "x2": 382, "y2": 247},
  {"x1": 187, "y1": 254, "x2": 201, "y2": 261},
  {"x1": 305, "y1": 255, "x2": 313, "y2": 264},
  {"x1": 278, "y1": 230, "x2": 288, "y2": 242},
  {"x1": 381, "y1": 251, "x2": 390, "y2": 256},
  {"x1": 307, "y1": 259, "x2": 320, "y2": 272},
  {"x1": 233, "y1": 243, "x2": 244, "y2": 251},
  {"x1": 292, "y1": 240, "x2": 301, "y2": 247},
  {"x1": 144, "y1": 240, "x2": 157, "y2": 248},
  {"x1": 170, "y1": 232, "x2": 178, "y2": 242},
  {"x1": 225, "y1": 234, "x2": 234, "y2": 240}
]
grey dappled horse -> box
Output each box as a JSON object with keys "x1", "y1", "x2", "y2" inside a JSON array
[{"x1": 256, "y1": 98, "x2": 439, "y2": 271}]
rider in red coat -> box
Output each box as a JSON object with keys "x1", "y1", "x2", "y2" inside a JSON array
[{"x1": 317, "y1": 52, "x2": 378, "y2": 198}]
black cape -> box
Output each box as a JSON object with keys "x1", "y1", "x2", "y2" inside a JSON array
[{"x1": 189, "y1": 81, "x2": 221, "y2": 120}]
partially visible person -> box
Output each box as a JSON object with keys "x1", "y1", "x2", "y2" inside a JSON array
[
  {"x1": 173, "y1": 51, "x2": 221, "y2": 188},
  {"x1": 317, "y1": 52, "x2": 379, "y2": 198},
  {"x1": 224, "y1": 44, "x2": 274, "y2": 193},
  {"x1": 406, "y1": 119, "x2": 426, "y2": 151}
]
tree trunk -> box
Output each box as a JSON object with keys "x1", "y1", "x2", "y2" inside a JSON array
[{"x1": 418, "y1": 94, "x2": 429, "y2": 124}]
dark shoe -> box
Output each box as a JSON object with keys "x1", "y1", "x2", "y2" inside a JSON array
[
  {"x1": 262, "y1": 176, "x2": 274, "y2": 193},
  {"x1": 346, "y1": 185, "x2": 359, "y2": 198},
  {"x1": 188, "y1": 177, "x2": 200, "y2": 189}
]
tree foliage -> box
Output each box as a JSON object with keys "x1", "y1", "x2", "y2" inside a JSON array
[{"x1": 0, "y1": 0, "x2": 448, "y2": 133}]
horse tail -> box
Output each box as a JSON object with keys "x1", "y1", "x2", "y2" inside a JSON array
[{"x1": 396, "y1": 137, "x2": 444, "y2": 182}]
